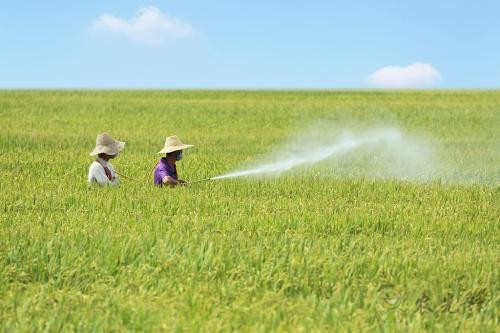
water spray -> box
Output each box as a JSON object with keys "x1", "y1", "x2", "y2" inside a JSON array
[{"x1": 188, "y1": 128, "x2": 414, "y2": 183}]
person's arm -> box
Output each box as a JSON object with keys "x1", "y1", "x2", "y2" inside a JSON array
[
  {"x1": 162, "y1": 175, "x2": 180, "y2": 187},
  {"x1": 157, "y1": 163, "x2": 186, "y2": 187},
  {"x1": 155, "y1": 164, "x2": 177, "y2": 187}
]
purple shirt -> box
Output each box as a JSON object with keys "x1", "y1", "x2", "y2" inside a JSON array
[{"x1": 154, "y1": 158, "x2": 178, "y2": 185}]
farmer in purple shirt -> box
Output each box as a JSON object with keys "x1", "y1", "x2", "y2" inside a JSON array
[{"x1": 154, "y1": 135, "x2": 194, "y2": 186}]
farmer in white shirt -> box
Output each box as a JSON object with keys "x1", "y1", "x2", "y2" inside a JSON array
[{"x1": 88, "y1": 133, "x2": 125, "y2": 186}]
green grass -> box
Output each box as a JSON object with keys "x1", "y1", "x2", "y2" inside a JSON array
[{"x1": 0, "y1": 90, "x2": 498, "y2": 332}]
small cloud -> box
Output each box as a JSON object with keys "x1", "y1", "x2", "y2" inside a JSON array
[
  {"x1": 367, "y1": 62, "x2": 442, "y2": 88},
  {"x1": 90, "y1": 6, "x2": 194, "y2": 45}
]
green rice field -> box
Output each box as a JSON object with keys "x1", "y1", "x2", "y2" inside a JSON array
[{"x1": 0, "y1": 90, "x2": 498, "y2": 332}]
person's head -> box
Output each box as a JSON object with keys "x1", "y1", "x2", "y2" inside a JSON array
[
  {"x1": 166, "y1": 150, "x2": 183, "y2": 161},
  {"x1": 157, "y1": 135, "x2": 193, "y2": 159},
  {"x1": 98, "y1": 153, "x2": 118, "y2": 161},
  {"x1": 90, "y1": 133, "x2": 125, "y2": 158}
]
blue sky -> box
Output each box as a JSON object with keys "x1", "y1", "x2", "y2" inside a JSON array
[{"x1": 1, "y1": 0, "x2": 498, "y2": 88}]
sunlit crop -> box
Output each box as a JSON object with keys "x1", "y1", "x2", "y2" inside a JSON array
[{"x1": 0, "y1": 90, "x2": 498, "y2": 332}]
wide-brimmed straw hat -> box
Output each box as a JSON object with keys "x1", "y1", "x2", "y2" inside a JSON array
[
  {"x1": 89, "y1": 133, "x2": 125, "y2": 156},
  {"x1": 157, "y1": 135, "x2": 194, "y2": 154}
]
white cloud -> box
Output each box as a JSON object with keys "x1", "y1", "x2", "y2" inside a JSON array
[
  {"x1": 90, "y1": 6, "x2": 194, "y2": 45},
  {"x1": 367, "y1": 62, "x2": 442, "y2": 88}
]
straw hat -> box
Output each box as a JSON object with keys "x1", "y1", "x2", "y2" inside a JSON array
[
  {"x1": 157, "y1": 135, "x2": 194, "y2": 154},
  {"x1": 89, "y1": 133, "x2": 125, "y2": 156}
]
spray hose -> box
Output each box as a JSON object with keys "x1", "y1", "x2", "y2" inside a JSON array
[{"x1": 188, "y1": 177, "x2": 213, "y2": 185}]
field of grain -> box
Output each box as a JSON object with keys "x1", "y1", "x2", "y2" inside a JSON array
[{"x1": 0, "y1": 91, "x2": 498, "y2": 332}]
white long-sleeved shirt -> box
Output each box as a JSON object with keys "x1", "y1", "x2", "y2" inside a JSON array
[{"x1": 88, "y1": 157, "x2": 120, "y2": 186}]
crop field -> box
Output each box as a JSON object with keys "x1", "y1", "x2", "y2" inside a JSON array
[{"x1": 0, "y1": 90, "x2": 498, "y2": 332}]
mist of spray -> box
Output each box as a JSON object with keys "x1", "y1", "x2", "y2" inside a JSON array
[
  {"x1": 211, "y1": 128, "x2": 415, "y2": 180},
  {"x1": 201, "y1": 121, "x2": 497, "y2": 185}
]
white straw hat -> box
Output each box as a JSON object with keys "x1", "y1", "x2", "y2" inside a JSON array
[
  {"x1": 157, "y1": 135, "x2": 194, "y2": 154},
  {"x1": 90, "y1": 133, "x2": 125, "y2": 156}
]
